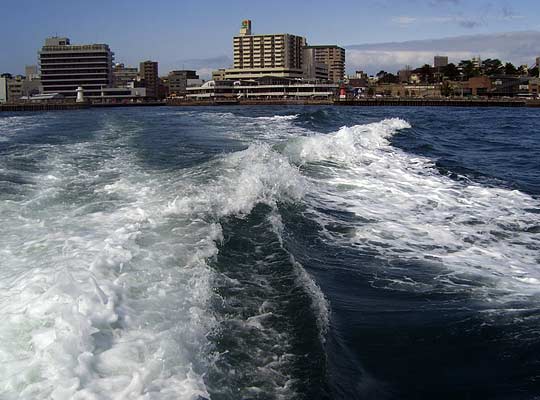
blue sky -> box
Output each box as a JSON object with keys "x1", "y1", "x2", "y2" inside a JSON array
[{"x1": 1, "y1": 0, "x2": 539, "y2": 76}]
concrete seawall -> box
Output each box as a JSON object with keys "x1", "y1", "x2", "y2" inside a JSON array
[
  {"x1": 2, "y1": 98, "x2": 540, "y2": 112},
  {"x1": 334, "y1": 99, "x2": 530, "y2": 107},
  {"x1": 0, "y1": 103, "x2": 90, "y2": 112}
]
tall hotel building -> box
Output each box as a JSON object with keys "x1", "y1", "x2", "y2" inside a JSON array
[
  {"x1": 224, "y1": 20, "x2": 307, "y2": 80},
  {"x1": 39, "y1": 37, "x2": 113, "y2": 98},
  {"x1": 304, "y1": 45, "x2": 345, "y2": 83}
]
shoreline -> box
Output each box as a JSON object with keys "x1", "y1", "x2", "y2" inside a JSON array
[{"x1": 2, "y1": 98, "x2": 540, "y2": 112}]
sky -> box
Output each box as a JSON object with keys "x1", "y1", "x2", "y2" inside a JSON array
[{"x1": 1, "y1": 0, "x2": 540, "y2": 77}]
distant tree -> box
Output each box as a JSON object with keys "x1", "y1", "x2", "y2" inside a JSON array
[
  {"x1": 458, "y1": 60, "x2": 477, "y2": 80},
  {"x1": 529, "y1": 66, "x2": 539, "y2": 77},
  {"x1": 376, "y1": 70, "x2": 388, "y2": 80},
  {"x1": 440, "y1": 80, "x2": 453, "y2": 97},
  {"x1": 379, "y1": 73, "x2": 399, "y2": 84},
  {"x1": 505, "y1": 62, "x2": 518, "y2": 75},
  {"x1": 517, "y1": 65, "x2": 528, "y2": 76},
  {"x1": 420, "y1": 64, "x2": 432, "y2": 83},
  {"x1": 442, "y1": 63, "x2": 459, "y2": 80},
  {"x1": 482, "y1": 58, "x2": 504, "y2": 76},
  {"x1": 367, "y1": 87, "x2": 375, "y2": 97}
]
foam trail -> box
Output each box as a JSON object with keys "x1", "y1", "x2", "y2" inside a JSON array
[
  {"x1": 283, "y1": 118, "x2": 540, "y2": 302},
  {"x1": 0, "y1": 117, "x2": 218, "y2": 399},
  {"x1": 0, "y1": 113, "x2": 320, "y2": 399}
]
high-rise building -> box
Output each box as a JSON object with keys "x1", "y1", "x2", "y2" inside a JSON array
[
  {"x1": 113, "y1": 63, "x2": 138, "y2": 88},
  {"x1": 303, "y1": 45, "x2": 345, "y2": 83},
  {"x1": 139, "y1": 60, "x2": 158, "y2": 98},
  {"x1": 434, "y1": 56, "x2": 449, "y2": 68},
  {"x1": 223, "y1": 20, "x2": 307, "y2": 80},
  {"x1": 167, "y1": 70, "x2": 200, "y2": 96},
  {"x1": 39, "y1": 37, "x2": 114, "y2": 98},
  {"x1": 302, "y1": 48, "x2": 329, "y2": 81}
]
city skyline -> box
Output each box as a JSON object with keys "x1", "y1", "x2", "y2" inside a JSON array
[{"x1": 2, "y1": 0, "x2": 540, "y2": 77}]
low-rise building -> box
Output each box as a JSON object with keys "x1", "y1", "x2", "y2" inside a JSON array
[
  {"x1": 113, "y1": 63, "x2": 138, "y2": 88},
  {"x1": 167, "y1": 70, "x2": 200, "y2": 96},
  {"x1": 186, "y1": 77, "x2": 338, "y2": 101},
  {"x1": 90, "y1": 87, "x2": 147, "y2": 103},
  {"x1": 212, "y1": 69, "x2": 227, "y2": 81},
  {"x1": 0, "y1": 74, "x2": 27, "y2": 102},
  {"x1": 0, "y1": 77, "x2": 7, "y2": 103},
  {"x1": 465, "y1": 76, "x2": 492, "y2": 96}
]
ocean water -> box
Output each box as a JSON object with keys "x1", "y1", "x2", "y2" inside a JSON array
[{"x1": 0, "y1": 106, "x2": 538, "y2": 400}]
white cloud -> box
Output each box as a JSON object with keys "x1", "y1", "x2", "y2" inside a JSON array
[
  {"x1": 392, "y1": 16, "x2": 418, "y2": 25},
  {"x1": 347, "y1": 50, "x2": 481, "y2": 74},
  {"x1": 346, "y1": 31, "x2": 540, "y2": 74},
  {"x1": 392, "y1": 15, "x2": 481, "y2": 28}
]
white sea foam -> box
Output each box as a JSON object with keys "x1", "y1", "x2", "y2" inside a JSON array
[
  {"x1": 255, "y1": 114, "x2": 299, "y2": 121},
  {"x1": 284, "y1": 118, "x2": 540, "y2": 300},
  {"x1": 0, "y1": 112, "x2": 316, "y2": 399},
  {"x1": 0, "y1": 117, "x2": 218, "y2": 399},
  {"x1": 166, "y1": 143, "x2": 306, "y2": 218}
]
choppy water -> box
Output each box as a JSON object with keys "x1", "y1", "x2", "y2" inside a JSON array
[{"x1": 0, "y1": 106, "x2": 539, "y2": 399}]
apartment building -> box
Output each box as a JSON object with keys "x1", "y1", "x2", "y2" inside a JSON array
[
  {"x1": 224, "y1": 20, "x2": 307, "y2": 80},
  {"x1": 304, "y1": 45, "x2": 345, "y2": 83},
  {"x1": 139, "y1": 60, "x2": 158, "y2": 98},
  {"x1": 0, "y1": 77, "x2": 7, "y2": 103},
  {"x1": 113, "y1": 63, "x2": 138, "y2": 88},
  {"x1": 39, "y1": 37, "x2": 114, "y2": 98},
  {"x1": 303, "y1": 47, "x2": 329, "y2": 81},
  {"x1": 0, "y1": 74, "x2": 27, "y2": 102},
  {"x1": 167, "y1": 70, "x2": 201, "y2": 96},
  {"x1": 434, "y1": 56, "x2": 449, "y2": 68}
]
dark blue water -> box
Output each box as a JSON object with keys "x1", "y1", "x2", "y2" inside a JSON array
[{"x1": 0, "y1": 106, "x2": 538, "y2": 399}]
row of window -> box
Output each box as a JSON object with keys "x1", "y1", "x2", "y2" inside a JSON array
[
  {"x1": 40, "y1": 52, "x2": 111, "y2": 58},
  {"x1": 41, "y1": 61, "x2": 110, "y2": 66},
  {"x1": 43, "y1": 82, "x2": 109, "y2": 89},
  {"x1": 42, "y1": 76, "x2": 109, "y2": 81},
  {"x1": 42, "y1": 71, "x2": 109, "y2": 75}
]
